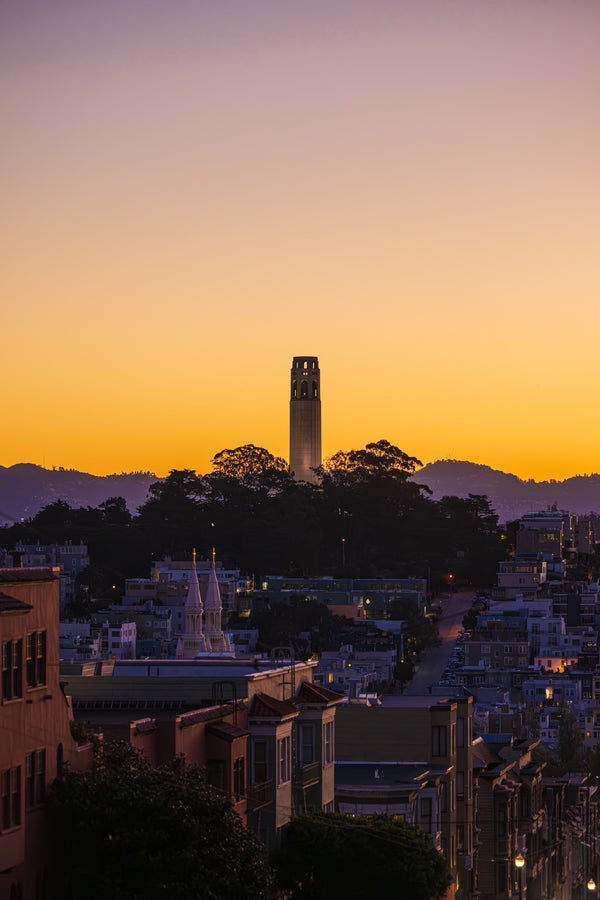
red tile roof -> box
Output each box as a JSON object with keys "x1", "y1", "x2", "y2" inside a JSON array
[
  {"x1": 0, "y1": 567, "x2": 58, "y2": 582},
  {"x1": 206, "y1": 721, "x2": 249, "y2": 741},
  {"x1": 249, "y1": 692, "x2": 298, "y2": 719},
  {"x1": 295, "y1": 681, "x2": 344, "y2": 705}
]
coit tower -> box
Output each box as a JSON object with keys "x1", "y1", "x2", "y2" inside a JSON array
[{"x1": 289, "y1": 356, "x2": 322, "y2": 484}]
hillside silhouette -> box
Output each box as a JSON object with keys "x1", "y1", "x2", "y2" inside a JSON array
[
  {"x1": 0, "y1": 464, "x2": 157, "y2": 525},
  {"x1": 2, "y1": 459, "x2": 600, "y2": 526},
  {"x1": 412, "y1": 460, "x2": 600, "y2": 521}
]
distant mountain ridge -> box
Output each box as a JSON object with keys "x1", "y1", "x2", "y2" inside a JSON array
[
  {"x1": 0, "y1": 464, "x2": 158, "y2": 525},
  {"x1": 2, "y1": 460, "x2": 600, "y2": 527},
  {"x1": 412, "y1": 460, "x2": 600, "y2": 522}
]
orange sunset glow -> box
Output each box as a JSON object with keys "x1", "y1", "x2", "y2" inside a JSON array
[{"x1": 2, "y1": 1, "x2": 599, "y2": 481}]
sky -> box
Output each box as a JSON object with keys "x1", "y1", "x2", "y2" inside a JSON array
[{"x1": 2, "y1": 0, "x2": 599, "y2": 482}]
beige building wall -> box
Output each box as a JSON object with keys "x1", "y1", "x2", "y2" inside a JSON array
[{"x1": 336, "y1": 696, "x2": 474, "y2": 899}]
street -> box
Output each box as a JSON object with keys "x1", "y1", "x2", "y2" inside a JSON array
[{"x1": 404, "y1": 591, "x2": 474, "y2": 695}]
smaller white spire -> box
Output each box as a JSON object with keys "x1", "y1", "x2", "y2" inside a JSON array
[{"x1": 204, "y1": 548, "x2": 231, "y2": 653}]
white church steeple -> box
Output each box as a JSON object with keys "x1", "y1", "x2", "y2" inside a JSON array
[{"x1": 176, "y1": 549, "x2": 210, "y2": 658}]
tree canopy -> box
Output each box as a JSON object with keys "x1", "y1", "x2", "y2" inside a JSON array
[
  {"x1": 209, "y1": 444, "x2": 290, "y2": 493},
  {"x1": 1, "y1": 439, "x2": 507, "y2": 588},
  {"x1": 322, "y1": 439, "x2": 423, "y2": 483},
  {"x1": 273, "y1": 812, "x2": 451, "y2": 900},
  {"x1": 47, "y1": 740, "x2": 274, "y2": 900}
]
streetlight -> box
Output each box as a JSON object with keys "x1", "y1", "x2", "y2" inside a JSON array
[
  {"x1": 588, "y1": 877, "x2": 597, "y2": 893},
  {"x1": 514, "y1": 853, "x2": 525, "y2": 900}
]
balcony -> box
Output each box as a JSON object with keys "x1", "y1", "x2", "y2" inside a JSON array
[
  {"x1": 246, "y1": 778, "x2": 275, "y2": 811},
  {"x1": 294, "y1": 761, "x2": 321, "y2": 790}
]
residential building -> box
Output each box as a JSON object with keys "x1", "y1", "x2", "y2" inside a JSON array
[
  {"x1": 62, "y1": 655, "x2": 342, "y2": 851},
  {"x1": 8, "y1": 541, "x2": 89, "y2": 610},
  {"x1": 334, "y1": 761, "x2": 440, "y2": 832},
  {"x1": 335, "y1": 694, "x2": 475, "y2": 898},
  {"x1": 473, "y1": 734, "x2": 547, "y2": 900},
  {"x1": 463, "y1": 627, "x2": 529, "y2": 671},
  {"x1": 313, "y1": 643, "x2": 397, "y2": 695},
  {"x1": 494, "y1": 557, "x2": 547, "y2": 600},
  {"x1": 0, "y1": 568, "x2": 92, "y2": 899},
  {"x1": 124, "y1": 555, "x2": 253, "y2": 624}
]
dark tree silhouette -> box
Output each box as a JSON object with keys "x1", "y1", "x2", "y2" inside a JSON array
[
  {"x1": 47, "y1": 740, "x2": 275, "y2": 900},
  {"x1": 273, "y1": 812, "x2": 451, "y2": 900}
]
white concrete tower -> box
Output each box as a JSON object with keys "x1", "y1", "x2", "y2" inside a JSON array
[
  {"x1": 176, "y1": 549, "x2": 210, "y2": 658},
  {"x1": 289, "y1": 356, "x2": 322, "y2": 484},
  {"x1": 204, "y1": 549, "x2": 231, "y2": 653}
]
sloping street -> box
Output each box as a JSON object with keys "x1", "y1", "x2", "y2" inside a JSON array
[{"x1": 405, "y1": 591, "x2": 474, "y2": 695}]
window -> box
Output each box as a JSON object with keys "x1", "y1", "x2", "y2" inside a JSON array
[
  {"x1": 457, "y1": 717, "x2": 465, "y2": 748},
  {"x1": 233, "y1": 757, "x2": 245, "y2": 800},
  {"x1": 277, "y1": 736, "x2": 290, "y2": 785},
  {"x1": 206, "y1": 760, "x2": 226, "y2": 791},
  {"x1": 300, "y1": 724, "x2": 315, "y2": 765},
  {"x1": 323, "y1": 721, "x2": 334, "y2": 765},
  {"x1": 420, "y1": 796, "x2": 432, "y2": 833},
  {"x1": 253, "y1": 740, "x2": 268, "y2": 784},
  {"x1": 25, "y1": 750, "x2": 45, "y2": 810},
  {"x1": 26, "y1": 632, "x2": 46, "y2": 689},
  {"x1": 440, "y1": 782, "x2": 447, "y2": 813},
  {"x1": 2, "y1": 640, "x2": 23, "y2": 701},
  {"x1": 457, "y1": 771, "x2": 464, "y2": 801},
  {"x1": 495, "y1": 803, "x2": 507, "y2": 837},
  {"x1": 1, "y1": 767, "x2": 21, "y2": 831},
  {"x1": 432, "y1": 725, "x2": 447, "y2": 757}
]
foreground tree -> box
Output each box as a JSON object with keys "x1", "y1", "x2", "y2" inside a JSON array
[
  {"x1": 273, "y1": 812, "x2": 451, "y2": 900},
  {"x1": 47, "y1": 740, "x2": 274, "y2": 900}
]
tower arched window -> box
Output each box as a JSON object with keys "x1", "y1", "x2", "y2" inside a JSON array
[
  {"x1": 292, "y1": 380, "x2": 297, "y2": 398},
  {"x1": 301, "y1": 381, "x2": 308, "y2": 398},
  {"x1": 312, "y1": 381, "x2": 318, "y2": 398}
]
